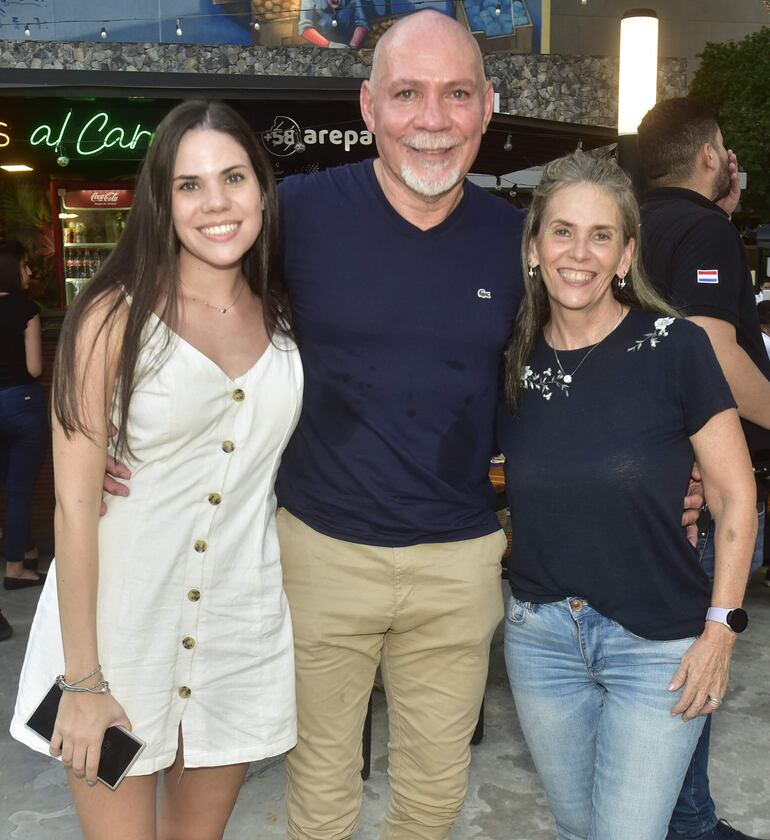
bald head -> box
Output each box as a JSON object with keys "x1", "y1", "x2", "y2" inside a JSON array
[
  {"x1": 359, "y1": 8, "x2": 493, "y2": 215},
  {"x1": 369, "y1": 10, "x2": 487, "y2": 92}
]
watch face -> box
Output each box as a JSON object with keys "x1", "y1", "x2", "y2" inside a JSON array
[{"x1": 727, "y1": 608, "x2": 749, "y2": 633}]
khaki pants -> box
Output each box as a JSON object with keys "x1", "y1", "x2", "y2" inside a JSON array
[{"x1": 277, "y1": 509, "x2": 506, "y2": 840}]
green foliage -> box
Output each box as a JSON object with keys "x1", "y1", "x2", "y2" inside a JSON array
[
  {"x1": 0, "y1": 176, "x2": 58, "y2": 307},
  {"x1": 690, "y1": 26, "x2": 770, "y2": 221}
]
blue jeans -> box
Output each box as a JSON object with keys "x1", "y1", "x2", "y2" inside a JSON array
[
  {"x1": 505, "y1": 596, "x2": 706, "y2": 840},
  {"x1": 668, "y1": 509, "x2": 765, "y2": 838},
  {"x1": 0, "y1": 383, "x2": 48, "y2": 563}
]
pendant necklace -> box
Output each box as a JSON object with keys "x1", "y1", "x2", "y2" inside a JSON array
[
  {"x1": 184, "y1": 281, "x2": 246, "y2": 314},
  {"x1": 549, "y1": 305, "x2": 625, "y2": 384}
]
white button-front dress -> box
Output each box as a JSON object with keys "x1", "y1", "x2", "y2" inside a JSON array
[{"x1": 11, "y1": 319, "x2": 303, "y2": 775}]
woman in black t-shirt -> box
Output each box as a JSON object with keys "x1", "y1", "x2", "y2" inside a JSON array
[
  {"x1": 0, "y1": 240, "x2": 48, "y2": 590},
  {"x1": 498, "y1": 153, "x2": 756, "y2": 840}
]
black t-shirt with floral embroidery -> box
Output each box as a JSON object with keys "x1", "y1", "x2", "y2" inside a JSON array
[{"x1": 497, "y1": 307, "x2": 735, "y2": 640}]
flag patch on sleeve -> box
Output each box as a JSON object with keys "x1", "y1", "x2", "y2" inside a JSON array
[{"x1": 697, "y1": 269, "x2": 719, "y2": 284}]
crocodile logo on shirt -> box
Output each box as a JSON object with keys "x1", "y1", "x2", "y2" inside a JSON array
[{"x1": 477, "y1": 289, "x2": 492, "y2": 299}]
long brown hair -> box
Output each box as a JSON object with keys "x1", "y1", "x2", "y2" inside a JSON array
[
  {"x1": 504, "y1": 150, "x2": 677, "y2": 412},
  {"x1": 53, "y1": 100, "x2": 290, "y2": 458}
]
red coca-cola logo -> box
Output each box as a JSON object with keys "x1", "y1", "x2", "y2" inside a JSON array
[{"x1": 62, "y1": 189, "x2": 134, "y2": 210}]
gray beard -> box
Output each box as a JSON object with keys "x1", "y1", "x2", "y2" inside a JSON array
[{"x1": 401, "y1": 163, "x2": 463, "y2": 198}]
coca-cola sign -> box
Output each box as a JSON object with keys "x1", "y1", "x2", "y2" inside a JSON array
[
  {"x1": 91, "y1": 191, "x2": 119, "y2": 204},
  {"x1": 62, "y1": 189, "x2": 134, "y2": 210}
]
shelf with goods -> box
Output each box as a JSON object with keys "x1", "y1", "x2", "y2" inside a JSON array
[
  {"x1": 54, "y1": 185, "x2": 134, "y2": 308},
  {"x1": 62, "y1": 248, "x2": 112, "y2": 304},
  {"x1": 63, "y1": 242, "x2": 118, "y2": 249},
  {"x1": 61, "y1": 213, "x2": 127, "y2": 248}
]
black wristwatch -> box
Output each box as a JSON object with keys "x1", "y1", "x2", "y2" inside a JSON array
[{"x1": 706, "y1": 606, "x2": 749, "y2": 633}]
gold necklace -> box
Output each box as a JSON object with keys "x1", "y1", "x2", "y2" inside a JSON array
[{"x1": 184, "y1": 281, "x2": 246, "y2": 314}]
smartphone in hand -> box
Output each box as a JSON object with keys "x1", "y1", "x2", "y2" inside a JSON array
[{"x1": 26, "y1": 683, "x2": 145, "y2": 790}]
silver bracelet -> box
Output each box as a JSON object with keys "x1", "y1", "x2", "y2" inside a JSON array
[
  {"x1": 56, "y1": 675, "x2": 111, "y2": 694},
  {"x1": 64, "y1": 665, "x2": 102, "y2": 687}
]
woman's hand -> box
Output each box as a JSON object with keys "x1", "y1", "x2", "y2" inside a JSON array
[
  {"x1": 668, "y1": 623, "x2": 735, "y2": 721},
  {"x1": 50, "y1": 690, "x2": 132, "y2": 785}
]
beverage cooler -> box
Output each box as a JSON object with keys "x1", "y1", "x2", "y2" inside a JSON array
[{"x1": 50, "y1": 182, "x2": 134, "y2": 308}]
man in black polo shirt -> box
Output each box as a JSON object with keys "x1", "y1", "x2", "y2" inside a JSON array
[{"x1": 638, "y1": 97, "x2": 769, "y2": 840}]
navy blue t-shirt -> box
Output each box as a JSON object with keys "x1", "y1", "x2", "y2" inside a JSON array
[
  {"x1": 497, "y1": 309, "x2": 736, "y2": 640},
  {"x1": 276, "y1": 160, "x2": 524, "y2": 546}
]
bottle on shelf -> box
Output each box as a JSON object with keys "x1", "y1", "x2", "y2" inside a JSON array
[{"x1": 74, "y1": 221, "x2": 86, "y2": 243}]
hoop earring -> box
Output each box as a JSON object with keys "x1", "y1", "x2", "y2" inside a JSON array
[
  {"x1": 528, "y1": 265, "x2": 538, "y2": 279},
  {"x1": 615, "y1": 274, "x2": 627, "y2": 290}
]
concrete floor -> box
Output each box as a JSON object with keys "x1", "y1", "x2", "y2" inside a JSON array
[{"x1": 1, "y1": 570, "x2": 769, "y2": 840}]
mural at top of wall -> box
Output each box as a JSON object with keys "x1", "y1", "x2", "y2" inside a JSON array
[{"x1": 0, "y1": 0, "x2": 534, "y2": 51}]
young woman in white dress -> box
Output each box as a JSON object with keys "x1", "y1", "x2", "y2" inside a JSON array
[{"x1": 11, "y1": 101, "x2": 303, "y2": 839}]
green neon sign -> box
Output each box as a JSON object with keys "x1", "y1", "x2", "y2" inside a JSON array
[{"x1": 30, "y1": 109, "x2": 154, "y2": 157}]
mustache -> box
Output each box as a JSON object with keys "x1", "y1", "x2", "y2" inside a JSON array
[{"x1": 403, "y1": 134, "x2": 462, "y2": 151}]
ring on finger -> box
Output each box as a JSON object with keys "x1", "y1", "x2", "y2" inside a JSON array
[{"x1": 706, "y1": 695, "x2": 722, "y2": 707}]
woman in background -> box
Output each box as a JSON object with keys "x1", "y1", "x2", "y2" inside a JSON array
[{"x1": 0, "y1": 239, "x2": 47, "y2": 589}]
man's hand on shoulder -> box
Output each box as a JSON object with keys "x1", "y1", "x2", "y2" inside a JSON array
[
  {"x1": 715, "y1": 150, "x2": 741, "y2": 218},
  {"x1": 100, "y1": 454, "x2": 131, "y2": 516},
  {"x1": 682, "y1": 462, "x2": 704, "y2": 547}
]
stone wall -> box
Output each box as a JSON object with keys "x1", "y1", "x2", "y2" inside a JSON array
[
  {"x1": 488, "y1": 54, "x2": 688, "y2": 127},
  {"x1": 0, "y1": 40, "x2": 687, "y2": 128}
]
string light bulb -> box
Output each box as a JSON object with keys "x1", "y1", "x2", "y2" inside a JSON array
[
  {"x1": 24, "y1": 23, "x2": 31, "y2": 36},
  {"x1": 503, "y1": 133, "x2": 512, "y2": 152},
  {"x1": 100, "y1": 25, "x2": 107, "y2": 39},
  {"x1": 252, "y1": 15, "x2": 261, "y2": 31},
  {"x1": 495, "y1": 2, "x2": 502, "y2": 16},
  {"x1": 175, "y1": 18, "x2": 182, "y2": 36},
  {"x1": 495, "y1": 176, "x2": 502, "y2": 191},
  {"x1": 332, "y1": 13, "x2": 338, "y2": 27}
]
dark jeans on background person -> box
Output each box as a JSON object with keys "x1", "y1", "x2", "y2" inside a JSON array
[
  {"x1": 667, "y1": 509, "x2": 765, "y2": 838},
  {"x1": 0, "y1": 383, "x2": 48, "y2": 563}
]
